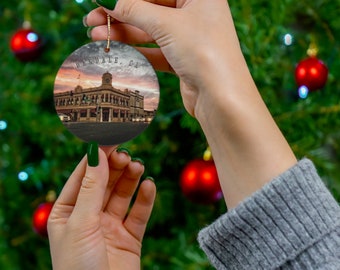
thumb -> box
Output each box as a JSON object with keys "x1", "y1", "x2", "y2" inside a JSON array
[
  {"x1": 73, "y1": 142, "x2": 109, "y2": 218},
  {"x1": 108, "y1": 0, "x2": 172, "y2": 40}
]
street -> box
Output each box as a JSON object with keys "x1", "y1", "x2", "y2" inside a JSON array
[{"x1": 64, "y1": 121, "x2": 149, "y2": 145}]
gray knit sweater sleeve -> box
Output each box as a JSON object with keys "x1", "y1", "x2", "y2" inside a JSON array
[{"x1": 197, "y1": 159, "x2": 340, "y2": 269}]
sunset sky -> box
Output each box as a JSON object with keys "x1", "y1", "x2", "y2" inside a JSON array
[{"x1": 54, "y1": 41, "x2": 160, "y2": 111}]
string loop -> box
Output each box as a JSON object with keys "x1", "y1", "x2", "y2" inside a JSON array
[{"x1": 104, "y1": 14, "x2": 111, "y2": 52}]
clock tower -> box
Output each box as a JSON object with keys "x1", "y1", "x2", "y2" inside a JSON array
[{"x1": 102, "y1": 72, "x2": 112, "y2": 86}]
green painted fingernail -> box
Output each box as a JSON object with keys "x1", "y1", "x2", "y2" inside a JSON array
[
  {"x1": 87, "y1": 27, "x2": 92, "y2": 39},
  {"x1": 145, "y1": 176, "x2": 155, "y2": 182},
  {"x1": 94, "y1": 0, "x2": 117, "y2": 10},
  {"x1": 116, "y1": 147, "x2": 131, "y2": 156},
  {"x1": 87, "y1": 141, "x2": 99, "y2": 167},
  {"x1": 82, "y1": 15, "x2": 88, "y2": 27},
  {"x1": 131, "y1": 157, "x2": 144, "y2": 165}
]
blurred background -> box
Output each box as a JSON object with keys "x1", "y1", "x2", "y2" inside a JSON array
[{"x1": 0, "y1": 0, "x2": 339, "y2": 269}]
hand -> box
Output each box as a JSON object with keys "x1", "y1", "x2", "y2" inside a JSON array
[
  {"x1": 48, "y1": 146, "x2": 156, "y2": 270},
  {"x1": 85, "y1": 1, "x2": 296, "y2": 208},
  {"x1": 85, "y1": 1, "x2": 296, "y2": 209},
  {"x1": 85, "y1": 0, "x2": 243, "y2": 117}
]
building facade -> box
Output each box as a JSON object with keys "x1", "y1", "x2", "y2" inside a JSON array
[{"x1": 55, "y1": 72, "x2": 154, "y2": 123}]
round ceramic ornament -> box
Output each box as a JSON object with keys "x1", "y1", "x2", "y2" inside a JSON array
[{"x1": 54, "y1": 38, "x2": 159, "y2": 145}]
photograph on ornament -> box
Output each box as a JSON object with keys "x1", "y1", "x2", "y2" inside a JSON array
[{"x1": 54, "y1": 41, "x2": 159, "y2": 145}]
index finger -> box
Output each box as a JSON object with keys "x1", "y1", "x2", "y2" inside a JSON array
[
  {"x1": 85, "y1": 0, "x2": 176, "y2": 26},
  {"x1": 83, "y1": 0, "x2": 176, "y2": 26}
]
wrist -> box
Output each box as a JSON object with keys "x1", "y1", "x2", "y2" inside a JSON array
[
  {"x1": 193, "y1": 56, "x2": 296, "y2": 209},
  {"x1": 194, "y1": 50, "x2": 256, "y2": 122}
]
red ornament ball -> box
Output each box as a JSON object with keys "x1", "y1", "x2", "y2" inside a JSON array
[
  {"x1": 10, "y1": 28, "x2": 43, "y2": 61},
  {"x1": 295, "y1": 57, "x2": 328, "y2": 91},
  {"x1": 180, "y1": 159, "x2": 222, "y2": 204},
  {"x1": 32, "y1": 202, "x2": 53, "y2": 237}
]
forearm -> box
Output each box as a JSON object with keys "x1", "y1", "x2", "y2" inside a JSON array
[{"x1": 195, "y1": 52, "x2": 296, "y2": 209}]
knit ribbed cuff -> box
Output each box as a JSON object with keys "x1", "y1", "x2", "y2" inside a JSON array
[{"x1": 198, "y1": 159, "x2": 340, "y2": 269}]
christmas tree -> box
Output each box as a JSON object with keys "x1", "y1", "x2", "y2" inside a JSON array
[{"x1": 0, "y1": 0, "x2": 339, "y2": 269}]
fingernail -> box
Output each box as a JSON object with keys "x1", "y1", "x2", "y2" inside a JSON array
[
  {"x1": 116, "y1": 147, "x2": 131, "y2": 156},
  {"x1": 87, "y1": 141, "x2": 99, "y2": 167},
  {"x1": 82, "y1": 15, "x2": 88, "y2": 27},
  {"x1": 87, "y1": 27, "x2": 92, "y2": 39},
  {"x1": 94, "y1": 0, "x2": 117, "y2": 10},
  {"x1": 145, "y1": 176, "x2": 155, "y2": 182},
  {"x1": 131, "y1": 157, "x2": 144, "y2": 166}
]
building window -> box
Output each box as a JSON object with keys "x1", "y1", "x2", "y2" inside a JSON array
[
  {"x1": 80, "y1": 110, "x2": 87, "y2": 117},
  {"x1": 90, "y1": 109, "x2": 96, "y2": 117}
]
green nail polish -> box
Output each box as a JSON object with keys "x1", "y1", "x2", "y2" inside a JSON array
[
  {"x1": 87, "y1": 27, "x2": 92, "y2": 39},
  {"x1": 82, "y1": 15, "x2": 88, "y2": 27},
  {"x1": 131, "y1": 157, "x2": 144, "y2": 165},
  {"x1": 94, "y1": 0, "x2": 117, "y2": 10},
  {"x1": 116, "y1": 147, "x2": 131, "y2": 156},
  {"x1": 145, "y1": 176, "x2": 155, "y2": 182},
  {"x1": 87, "y1": 142, "x2": 99, "y2": 167}
]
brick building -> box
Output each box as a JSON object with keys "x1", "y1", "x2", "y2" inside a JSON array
[{"x1": 55, "y1": 72, "x2": 155, "y2": 122}]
